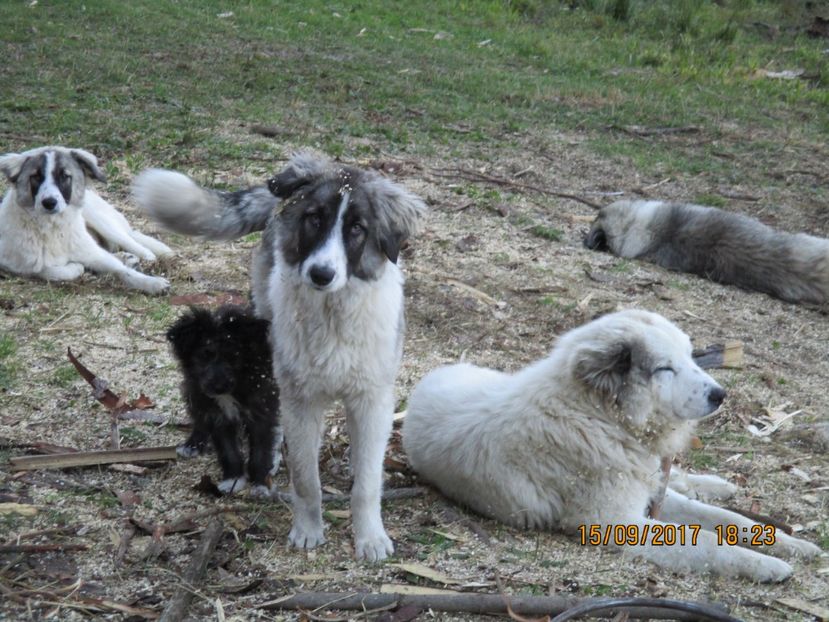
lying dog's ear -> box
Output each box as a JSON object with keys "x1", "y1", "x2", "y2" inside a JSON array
[
  {"x1": 575, "y1": 341, "x2": 632, "y2": 401},
  {"x1": 0, "y1": 153, "x2": 26, "y2": 183},
  {"x1": 267, "y1": 152, "x2": 332, "y2": 199},
  {"x1": 70, "y1": 149, "x2": 107, "y2": 183},
  {"x1": 366, "y1": 177, "x2": 427, "y2": 264}
]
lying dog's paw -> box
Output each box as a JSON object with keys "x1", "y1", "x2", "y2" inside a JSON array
[
  {"x1": 754, "y1": 557, "x2": 793, "y2": 583},
  {"x1": 115, "y1": 252, "x2": 142, "y2": 268},
  {"x1": 176, "y1": 444, "x2": 201, "y2": 459},
  {"x1": 775, "y1": 533, "x2": 823, "y2": 559},
  {"x1": 217, "y1": 476, "x2": 248, "y2": 494}
]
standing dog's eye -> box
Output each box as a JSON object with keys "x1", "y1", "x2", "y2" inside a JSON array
[
  {"x1": 60, "y1": 171, "x2": 71, "y2": 182},
  {"x1": 305, "y1": 213, "x2": 322, "y2": 229},
  {"x1": 653, "y1": 366, "x2": 675, "y2": 375},
  {"x1": 349, "y1": 223, "x2": 365, "y2": 237}
]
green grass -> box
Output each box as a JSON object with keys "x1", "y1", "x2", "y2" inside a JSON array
[
  {"x1": 0, "y1": 335, "x2": 19, "y2": 390},
  {"x1": 1, "y1": 0, "x2": 826, "y2": 191}
]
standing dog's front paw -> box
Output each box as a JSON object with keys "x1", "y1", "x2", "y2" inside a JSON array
[
  {"x1": 248, "y1": 484, "x2": 273, "y2": 499},
  {"x1": 217, "y1": 476, "x2": 248, "y2": 495},
  {"x1": 288, "y1": 521, "x2": 326, "y2": 550},
  {"x1": 176, "y1": 444, "x2": 202, "y2": 459},
  {"x1": 355, "y1": 530, "x2": 394, "y2": 562}
]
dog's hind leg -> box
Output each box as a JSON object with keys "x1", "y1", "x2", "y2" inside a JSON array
[
  {"x1": 660, "y1": 488, "x2": 821, "y2": 559},
  {"x1": 75, "y1": 239, "x2": 169, "y2": 294},
  {"x1": 212, "y1": 423, "x2": 247, "y2": 494},
  {"x1": 83, "y1": 191, "x2": 160, "y2": 261},
  {"x1": 270, "y1": 425, "x2": 284, "y2": 475},
  {"x1": 283, "y1": 392, "x2": 327, "y2": 549},
  {"x1": 345, "y1": 389, "x2": 395, "y2": 561},
  {"x1": 129, "y1": 230, "x2": 173, "y2": 258},
  {"x1": 39, "y1": 262, "x2": 85, "y2": 281}
]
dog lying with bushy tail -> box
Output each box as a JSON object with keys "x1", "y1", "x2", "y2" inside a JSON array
[
  {"x1": 585, "y1": 199, "x2": 829, "y2": 304},
  {"x1": 134, "y1": 153, "x2": 426, "y2": 561},
  {"x1": 403, "y1": 310, "x2": 821, "y2": 582},
  {"x1": 0, "y1": 146, "x2": 171, "y2": 293}
]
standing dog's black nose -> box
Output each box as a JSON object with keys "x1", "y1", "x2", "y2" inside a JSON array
[
  {"x1": 41, "y1": 197, "x2": 58, "y2": 211},
  {"x1": 309, "y1": 265, "x2": 335, "y2": 287},
  {"x1": 708, "y1": 387, "x2": 727, "y2": 408}
]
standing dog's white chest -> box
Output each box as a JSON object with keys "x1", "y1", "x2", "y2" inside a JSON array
[{"x1": 267, "y1": 257, "x2": 404, "y2": 399}]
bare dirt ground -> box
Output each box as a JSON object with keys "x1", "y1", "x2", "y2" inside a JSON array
[{"x1": 1, "y1": 126, "x2": 828, "y2": 621}]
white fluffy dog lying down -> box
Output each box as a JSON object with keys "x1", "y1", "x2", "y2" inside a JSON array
[
  {"x1": 0, "y1": 146, "x2": 171, "y2": 294},
  {"x1": 403, "y1": 310, "x2": 821, "y2": 582}
]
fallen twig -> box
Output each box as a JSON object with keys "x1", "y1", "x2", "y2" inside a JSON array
[
  {"x1": 259, "y1": 592, "x2": 733, "y2": 620},
  {"x1": 9, "y1": 446, "x2": 178, "y2": 471},
  {"x1": 0, "y1": 543, "x2": 88, "y2": 553},
  {"x1": 428, "y1": 166, "x2": 601, "y2": 209},
  {"x1": 647, "y1": 456, "x2": 672, "y2": 520},
  {"x1": 723, "y1": 507, "x2": 793, "y2": 535},
  {"x1": 158, "y1": 519, "x2": 224, "y2": 622},
  {"x1": 550, "y1": 597, "x2": 740, "y2": 622},
  {"x1": 115, "y1": 521, "x2": 137, "y2": 565},
  {"x1": 693, "y1": 342, "x2": 743, "y2": 370}
]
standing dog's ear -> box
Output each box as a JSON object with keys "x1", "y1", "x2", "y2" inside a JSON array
[
  {"x1": 574, "y1": 341, "x2": 633, "y2": 402},
  {"x1": 267, "y1": 152, "x2": 332, "y2": 199},
  {"x1": 0, "y1": 153, "x2": 26, "y2": 183},
  {"x1": 365, "y1": 177, "x2": 428, "y2": 264},
  {"x1": 70, "y1": 149, "x2": 107, "y2": 183}
]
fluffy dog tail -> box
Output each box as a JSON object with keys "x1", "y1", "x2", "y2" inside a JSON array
[{"x1": 132, "y1": 169, "x2": 277, "y2": 240}]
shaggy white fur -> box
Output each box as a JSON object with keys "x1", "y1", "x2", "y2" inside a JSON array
[
  {"x1": 403, "y1": 310, "x2": 822, "y2": 582},
  {"x1": 0, "y1": 146, "x2": 170, "y2": 293}
]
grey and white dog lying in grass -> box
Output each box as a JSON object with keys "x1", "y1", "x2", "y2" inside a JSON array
[
  {"x1": 0, "y1": 146, "x2": 171, "y2": 293},
  {"x1": 585, "y1": 199, "x2": 829, "y2": 304},
  {"x1": 403, "y1": 310, "x2": 821, "y2": 582}
]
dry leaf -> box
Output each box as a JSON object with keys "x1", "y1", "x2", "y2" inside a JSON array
[
  {"x1": 0, "y1": 502, "x2": 38, "y2": 516},
  {"x1": 775, "y1": 597, "x2": 829, "y2": 621},
  {"x1": 388, "y1": 562, "x2": 463, "y2": 585}
]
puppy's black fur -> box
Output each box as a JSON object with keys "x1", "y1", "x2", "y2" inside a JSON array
[{"x1": 167, "y1": 305, "x2": 280, "y2": 492}]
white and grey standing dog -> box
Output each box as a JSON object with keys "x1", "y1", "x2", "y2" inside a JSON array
[
  {"x1": 0, "y1": 146, "x2": 171, "y2": 293},
  {"x1": 585, "y1": 199, "x2": 829, "y2": 304},
  {"x1": 134, "y1": 153, "x2": 426, "y2": 560},
  {"x1": 403, "y1": 310, "x2": 822, "y2": 581}
]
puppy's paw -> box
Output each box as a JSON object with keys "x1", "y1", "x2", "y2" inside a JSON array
[
  {"x1": 270, "y1": 449, "x2": 283, "y2": 476},
  {"x1": 354, "y1": 530, "x2": 394, "y2": 562},
  {"x1": 249, "y1": 484, "x2": 273, "y2": 499},
  {"x1": 176, "y1": 444, "x2": 201, "y2": 458},
  {"x1": 217, "y1": 476, "x2": 248, "y2": 495},
  {"x1": 288, "y1": 522, "x2": 326, "y2": 550}
]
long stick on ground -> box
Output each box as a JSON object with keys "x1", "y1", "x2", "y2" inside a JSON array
[
  {"x1": 9, "y1": 446, "x2": 178, "y2": 471},
  {"x1": 258, "y1": 592, "x2": 733, "y2": 621},
  {"x1": 159, "y1": 519, "x2": 224, "y2": 622}
]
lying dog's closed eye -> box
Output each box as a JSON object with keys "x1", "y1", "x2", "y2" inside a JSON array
[
  {"x1": 0, "y1": 146, "x2": 171, "y2": 293},
  {"x1": 167, "y1": 305, "x2": 282, "y2": 498}
]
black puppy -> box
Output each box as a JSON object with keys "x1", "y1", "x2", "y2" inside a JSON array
[{"x1": 166, "y1": 305, "x2": 281, "y2": 497}]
